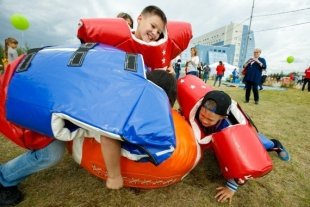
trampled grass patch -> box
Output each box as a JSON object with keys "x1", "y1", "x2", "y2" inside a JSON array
[{"x1": 1, "y1": 86, "x2": 309, "y2": 207}]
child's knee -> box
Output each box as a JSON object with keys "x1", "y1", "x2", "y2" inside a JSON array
[{"x1": 34, "y1": 140, "x2": 66, "y2": 166}]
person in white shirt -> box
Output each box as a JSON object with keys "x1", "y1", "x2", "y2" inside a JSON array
[
  {"x1": 5, "y1": 37, "x2": 19, "y2": 64},
  {"x1": 186, "y1": 47, "x2": 199, "y2": 76}
]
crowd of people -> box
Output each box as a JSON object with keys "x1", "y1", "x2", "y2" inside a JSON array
[
  {"x1": 0, "y1": 5, "x2": 297, "y2": 206},
  {"x1": 172, "y1": 49, "x2": 309, "y2": 95}
]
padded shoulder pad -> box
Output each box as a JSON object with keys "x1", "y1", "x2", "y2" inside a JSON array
[
  {"x1": 167, "y1": 21, "x2": 192, "y2": 58},
  {"x1": 78, "y1": 18, "x2": 132, "y2": 46}
]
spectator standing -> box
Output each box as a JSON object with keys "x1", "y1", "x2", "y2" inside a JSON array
[
  {"x1": 302, "y1": 66, "x2": 310, "y2": 91},
  {"x1": 232, "y1": 68, "x2": 239, "y2": 83},
  {"x1": 213, "y1": 61, "x2": 225, "y2": 87},
  {"x1": 243, "y1": 48, "x2": 266, "y2": 104},
  {"x1": 174, "y1": 58, "x2": 181, "y2": 79},
  {"x1": 4, "y1": 37, "x2": 19, "y2": 64},
  {"x1": 186, "y1": 47, "x2": 199, "y2": 76},
  {"x1": 202, "y1": 64, "x2": 211, "y2": 83}
]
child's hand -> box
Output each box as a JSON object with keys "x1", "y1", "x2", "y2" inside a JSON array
[{"x1": 215, "y1": 186, "x2": 235, "y2": 205}]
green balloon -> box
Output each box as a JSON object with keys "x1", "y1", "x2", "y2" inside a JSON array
[
  {"x1": 287, "y1": 56, "x2": 294, "y2": 64},
  {"x1": 10, "y1": 14, "x2": 30, "y2": 31}
]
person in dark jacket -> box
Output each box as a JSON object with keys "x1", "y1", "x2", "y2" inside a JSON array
[{"x1": 243, "y1": 48, "x2": 267, "y2": 104}]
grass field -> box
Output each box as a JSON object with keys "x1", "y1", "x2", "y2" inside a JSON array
[{"x1": 1, "y1": 85, "x2": 309, "y2": 207}]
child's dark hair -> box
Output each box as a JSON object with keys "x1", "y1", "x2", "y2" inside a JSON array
[
  {"x1": 141, "y1": 5, "x2": 167, "y2": 25},
  {"x1": 146, "y1": 70, "x2": 176, "y2": 107},
  {"x1": 117, "y1": 12, "x2": 133, "y2": 28}
]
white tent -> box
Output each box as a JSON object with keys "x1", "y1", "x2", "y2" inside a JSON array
[{"x1": 208, "y1": 62, "x2": 238, "y2": 80}]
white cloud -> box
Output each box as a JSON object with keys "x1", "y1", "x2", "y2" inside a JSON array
[{"x1": 1, "y1": 0, "x2": 309, "y2": 73}]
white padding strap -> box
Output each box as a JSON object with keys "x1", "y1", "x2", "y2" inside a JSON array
[
  {"x1": 51, "y1": 113, "x2": 121, "y2": 141},
  {"x1": 230, "y1": 100, "x2": 247, "y2": 125}
]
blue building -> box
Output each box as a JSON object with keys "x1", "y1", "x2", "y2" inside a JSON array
[{"x1": 190, "y1": 23, "x2": 255, "y2": 69}]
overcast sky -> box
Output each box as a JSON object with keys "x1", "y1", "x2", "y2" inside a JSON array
[{"x1": 1, "y1": 0, "x2": 309, "y2": 73}]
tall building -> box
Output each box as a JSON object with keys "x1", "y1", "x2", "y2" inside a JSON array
[{"x1": 190, "y1": 22, "x2": 255, "y2": 69}]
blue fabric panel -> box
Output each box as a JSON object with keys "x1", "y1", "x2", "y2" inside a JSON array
[{"x1": 122, "y1": 83, "x2": 175, "y2": 164}]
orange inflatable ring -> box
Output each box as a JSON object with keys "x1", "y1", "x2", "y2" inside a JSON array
[{"x1": 67, "y1": 110, "x2": 200, "y2": 189}]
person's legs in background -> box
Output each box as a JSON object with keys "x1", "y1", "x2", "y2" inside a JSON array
[
  {"x1": 175, "y1": 70, "x2": 180, "y2": 79},
  {"x1": 205, "y1": 75, "x2": 209, "y2": 83},
  {"x1": 218, "y1": 75, "x2": 223, "y2": 87},
  {"x1": 245, "y1": 81, "x2": 252, "y2": 103},
  {"x1": 253, "y1": 82, "x2": 259, "y2": 104},
  {"x1": 213, "y1": 75, "x2": 219, "y2": 86},
  {"x1": 302, "y1": 79, "x2": 307, "y2": 91}
]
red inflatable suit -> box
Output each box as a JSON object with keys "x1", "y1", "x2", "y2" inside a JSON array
[
  {"x1": 177, "y1": 75, "x2": 272, "y2": 180},
  {"x1": 77, "y1": 18, "x2": 192, "y2": 70}
]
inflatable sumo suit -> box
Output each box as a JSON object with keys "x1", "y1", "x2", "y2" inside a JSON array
[
  {"x1": 5, "y1": 43, "x2": 176, "y2": 165},
  {"x1": 177, "y1": 75, "x2": 272, "y2": 180},
  {"x1": 77, "y1": 18, "x2": 192, "y2": 70},
  {"x1": 64, "y1": 19, "x2": 199, "y2": 188}
]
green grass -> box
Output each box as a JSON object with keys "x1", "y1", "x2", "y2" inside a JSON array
[{"x1": 1, "y1": 86, "x2": 310, "y2": 207}]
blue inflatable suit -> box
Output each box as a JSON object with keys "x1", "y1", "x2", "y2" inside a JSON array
[{"x1": 6, "y1": 43, "x2": 175, "y2": 165}]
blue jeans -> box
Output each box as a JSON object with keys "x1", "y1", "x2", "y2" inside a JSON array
[
  {"x1": 258, "y1": 133, "x2": 274, "y2": 150},
  {"x1": 0, "y1": 140, "x2": 65, "y2": 187}
]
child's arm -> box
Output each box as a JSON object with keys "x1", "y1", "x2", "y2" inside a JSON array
[
  {"x1": 100, "y1": 136, "x2": 123, "y2": 189},
  {"x1": 215, "y1": 179, "x2": 238, "y2": 205},
  {"x1": 167, "y1": 61, "x2": 176, "y2": 75}
]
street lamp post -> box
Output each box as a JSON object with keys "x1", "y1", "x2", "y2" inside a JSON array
[{"x1": 244, "y1": 0, "x2": 255, "y2": 63}]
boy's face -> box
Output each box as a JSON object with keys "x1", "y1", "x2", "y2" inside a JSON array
[
  {"x1": 135, "y1": 14, "x2": 165, "y2": 42},
  {"x1": 198, "y1": 107, "x2": 224, "y2": 127}
]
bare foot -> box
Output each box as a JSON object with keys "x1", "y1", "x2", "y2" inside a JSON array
[{"x1": 106, "y1": 175, "x2": 124, "y2": 189}]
